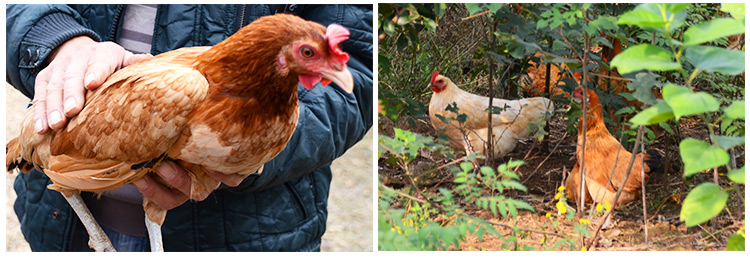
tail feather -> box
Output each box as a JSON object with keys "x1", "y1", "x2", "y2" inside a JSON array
[
  {"x1": 643, "y1": 148, "x2": 663, "y2": 174},
  {"x1": 6, "y1": 137, "x2": 33, "y2": 173}
]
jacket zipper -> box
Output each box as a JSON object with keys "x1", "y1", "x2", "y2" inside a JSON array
[
  {"x1": 233, "y1": 5, "x2": 247, "y2": 33},
  {"x1": 109, "y1": 4, "x2": 125, "y2": 42}
]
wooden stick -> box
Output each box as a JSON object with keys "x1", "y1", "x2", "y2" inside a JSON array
[
  {"x1": 523, "y1": 132, "x2": 568, "y2": 183},
  {"x1": 585, "y1": 126, "x2": 645, "y2": 250},
  {"x1": 461, "y1": 10, "x2": 492, "y2": 21},
  {"x1": 640, "y1": 134, "x2": 649, "y2": 246}
]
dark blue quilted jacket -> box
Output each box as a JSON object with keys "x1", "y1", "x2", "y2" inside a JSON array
[{"x1": 6, "y1": 4, "x2": 372, "y2": 251}]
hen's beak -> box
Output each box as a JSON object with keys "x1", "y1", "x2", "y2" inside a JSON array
[{"x1": 320, "y1": 65, "x2": 353, "y2": 93}]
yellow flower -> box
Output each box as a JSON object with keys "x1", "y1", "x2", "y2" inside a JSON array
[
  {"x1": 581, "y1": 247, "x2": 588, "y2": 251},
  {"x1": 556, "y1": 201, "x2": 567, "y2": 214},
  {"x1": 545, "y1": 212, "x2": 551, "y2": 218},
  {"x1": 392, "y1": 225, "x2": 403, "y2": 235},
  {"x1": 595, "y1": 203, "x2": 603, "y2": 212},
  {"x1": 579, "y1": 218, "x2": 590, "y2": 225},
  {"x1": 558, "y1": 185, "x2": 566, "y2": 192},
  {"x1": 738, "y1": 225, "x2": 745, "y2": 238},
  {"x1": 604, "y1": 200, "x2": 612, "y2": 211},
  {"x1": 555, "y1": 192, "x2": 562, "y2": 200}
]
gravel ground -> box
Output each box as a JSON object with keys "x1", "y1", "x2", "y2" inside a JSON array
[{"x1": 5, "y1": 83, "x2": 372, "y2": 252}]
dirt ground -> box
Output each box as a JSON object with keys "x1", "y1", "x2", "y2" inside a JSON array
[
  {"x1": 379, "y1": 111, "x2": 744, "y2": 251},
  {"x1": 5, "y1": 83, "x2": 373, "y2": 252}
]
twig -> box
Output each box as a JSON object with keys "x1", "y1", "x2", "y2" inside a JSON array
[
  {"x1": 587, "y1": 72, "x2": 633, "y2": 82},
  {"x1": 696, "y1": 224, "x2": 722, "y2": 244},
  {"x1": 413, "y1": 155, "x2": 468, "y2": 182},
  {"x1": 486, "y1": 15, "x2": 498, "y2": 163},
  {"x1": 587, "y1": 129, "x2": 626, "y2": 221},
  {"x1": 522, "y1": 132, "x2": 568, "y2": 183},
  {"x1": 640, "y1": 133, "x2": 648, "y2": 246},
  {"x1": 586, "y1": 126, "x2": 646, "y2": 250},
  {"x1": 648, "y1": 192, "x2": 682, "y2": 222},
  {"x1": 461, "y1": 10, "x2": 492, "y2": 21},
  {"x1": 486, "y1": 220, "x2": 566, "y2": 238}
]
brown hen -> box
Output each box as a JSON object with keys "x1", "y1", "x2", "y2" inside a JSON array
[{"x1": 6, "y1": 13, "x2": 354, "y2": 251}]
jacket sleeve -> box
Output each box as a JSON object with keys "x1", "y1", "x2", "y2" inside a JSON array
[
  {"x1": 6, "y1": 4, "x2": 100, "y2": 99},
  {"x1": 224, "y1": 4, "x2": 373, "y2": 193}
]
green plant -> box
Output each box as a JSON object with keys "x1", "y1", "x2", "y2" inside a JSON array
[
  {"x1": 378, "y1": 127, "x2": 564, "y2": 250},
  {"x1": 611, "y1": 3, "x2": 744, "y2": 250}
]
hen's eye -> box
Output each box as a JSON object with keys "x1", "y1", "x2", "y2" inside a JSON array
[{"x1": 300, "y1": 46, "x2": 314, "y2": 58}]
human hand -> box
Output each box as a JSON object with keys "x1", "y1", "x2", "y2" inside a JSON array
[
  {"x1": 32, "y1": 35, "x2": 151, "y2": 134},
  {"x1": 133, "y1": 161, "x2": 246, "y2": 210}
]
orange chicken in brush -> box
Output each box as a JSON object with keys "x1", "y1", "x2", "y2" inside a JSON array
[
  {"x1": 565, "y1": 88, "x2": 661, "y2": 209},
  {"x1": 428, "y1": 71, "x2": 554, "y2": 158},
  {"x1": 6, "y1": 14, "x2": 353, "y2": 252}
]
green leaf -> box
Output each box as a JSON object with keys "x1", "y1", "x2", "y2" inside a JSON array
[
  {"x1": 627, "y1": 72, "x2": 661, "y2": 105},
  {"x1": 536, "y1": 19, "x2": 548, "y2": 29},
  {"x1": 686, "y1": 45, "x2": 746, "y2": 75},
  {"x1": 382, "y1": 20, "x2": 395, "y2": 35},
  {"x1": 679, "y1": 138, "x2": 730, "y2": 176},
  {"x1": 724, "y1": 100, "x2": 745, "y2": 119},
  {"x1": 630, "y1": 100, "x2": 674, "y2": 125},
  {"x1": 487, "y1": 3, "x2": 504, "y2": 13},
  {"x1": 721, "y1": 3, "x2": 745, "y2": 21},
  {"x1": 423, "y1": 17, "x2": 437, "y2": 31},
  {"x1": 610, "y1": 44, "x2": 681, "y2": 74},
  {"x1": 728, "y1": 167, "x2": 745, "y2": 184},
  {"x1": 680, "y1": 182, "x2": 728, "y2": 227},
  {"x1": 617, "y1": 9, "x2": 668, "y2": 29},
  {"x1": 662, "y1": 83, "x2": 720, "y2": 119},
  {"x1": 664, "y1": 3, "x2": 692, "y2": 13},
  {"x1": 480, "y1": 166, "x2": 496, "y2": 177},
  {"x1": 618, "y1": 4, "x2": 689, "y2": 32},
  {"x1": 710, "y1": 134, "x2": 745, "y2": 150},
  {"x1": 465, "y1": 3, "x2": 483, "y2": 16},
  {"x1": 727, "y1": 234, "x2": 745, "y2": 251},
  {"x1": 683, "y1": 18, "x2": 745, "y2": 46},
  {"x1": 460, "y1": 162, "x2": 474, "y2": 172}
]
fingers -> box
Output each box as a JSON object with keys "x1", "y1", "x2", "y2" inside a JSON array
[
  {"x1": 133, "y1": 173, "x2": 189, "y2": 211},
  {"x1": 133, "y1": 161, "x2": 214, "y2": 211},
  {"x1": 45, "y1": 66, "x2": 67, "y2": 130},
  {"x1": 32, "y1": 70, "x2": 51, "y2": 134},
  {"x1": 62, "y1": 55, "x2": 87, "y2": 117},
  {"x1": 32, "y1": 37, "x2": 134, "y2": 135},
  {"x1": 122, "y1": 53, "x2": 152, "y2": 67},
  {"x1": 203, "y1": 167, "x2": 247, "y2": 187},
  {"x1": 84, "y1": 59, "x2": 116, "y2": 90}
]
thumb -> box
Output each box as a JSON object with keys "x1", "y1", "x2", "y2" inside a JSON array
[{"x1": 123, "y1": 53, "x2": 153, "y2": 67}]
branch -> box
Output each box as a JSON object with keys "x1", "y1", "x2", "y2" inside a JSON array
[
  {"x1": 586, "y1": 125, "x2": 646, "y2": 250},
  {"x1": 462, "y1": 10, "x2": 492, "y2": 21},
  {"x1": 640, "y1": 132, "x2": 649, "y2": 246},
  {"x1": 522, "y1": 132, "x2": 569, "y2": 183}
]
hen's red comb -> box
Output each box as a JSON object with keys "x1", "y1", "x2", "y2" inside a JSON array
[
  {"x1": 325, "y1": 24, "x2": 350, "y2": 62},
  {"x1": 431, "y1": 71, "x2": 439, "y2": 83}
]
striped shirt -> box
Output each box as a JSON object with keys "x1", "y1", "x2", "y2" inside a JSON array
[
  {"x1": 89, "y1": 4, "x2": 158, "y2": 238},
  {"x1": 119, "y1": 4, "x2": 157, "y2": 54}
]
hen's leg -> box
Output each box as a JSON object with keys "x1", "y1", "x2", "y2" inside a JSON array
[
  {"x1": 62, "y1": 192, "x2": 116, "y2": 252},
  {"x1": 144, "y1": 215, "x2": 164, "y2": 252},
  {"x1": 143, "y1": 198, "x2": 166, "y2": 252}
]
